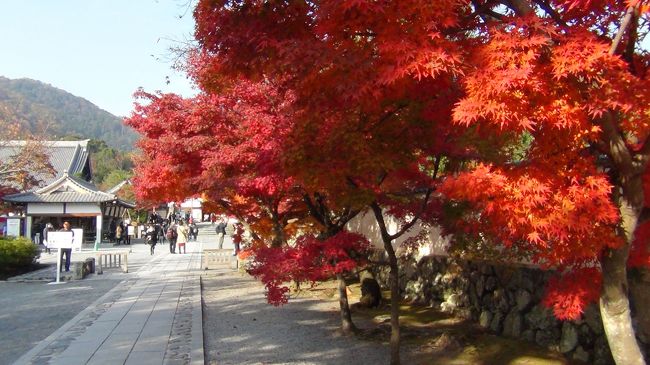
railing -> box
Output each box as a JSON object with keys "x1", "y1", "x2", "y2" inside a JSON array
[{"x1": 95, "y1": 250, "x2": 129, "y2": 274}]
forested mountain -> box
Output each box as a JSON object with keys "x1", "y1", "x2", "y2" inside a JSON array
[{"x1": 0, "y1": 76, "x2": 137, "y2": 150}]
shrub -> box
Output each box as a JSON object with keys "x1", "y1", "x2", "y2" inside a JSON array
[{"x1": 0, "y1": 236, "x2": 39, "y2": 274}]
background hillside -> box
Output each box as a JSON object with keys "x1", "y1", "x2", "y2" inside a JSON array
[{"x1": 0, "y1": 76, "x2": 137, "y2": 150}]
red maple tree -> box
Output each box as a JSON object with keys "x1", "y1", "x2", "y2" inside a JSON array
[
  {"x1": 126, "y1": 80, "x2": 375, "y2": 334},
  {"x1": 191, "y1": 1, "x2": 650, "y2": 364},
  {"x1": 125, "y1": 82, "x2": 307, "y2": 247}
]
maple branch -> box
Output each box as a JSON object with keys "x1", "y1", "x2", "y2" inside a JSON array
[
  {"x1": 432, "y1": 155, "x2": 442, "y2": 179},
  {"x1": 385, "y1": 186, "x2": 435, "y2": 200},
  {"x1": 632, "y1": 137, "x2": 650, "y2": 174},
  {"x1": 503, "y1": 0, "x2": 534, "y2": 16},
  {"x1": 370, "y1": 202, "x2": 392, "y2": 244},
  {"x1": 0, "y1": 168, "x2": 32, "y2": 178},
  {"x1": 597, "y1": 112, "x2": 634, "y2": 176},
  {"x1": 638, "y1": 207, "x2": 650, "y2": 225},
  {"x1": 388, "y1": 188, "x2": 432, "y2": 241},
  {"x1": 470, "y1": 0, "x2": 505, "y2": 22},
  {"x1": 365, "y1": 104, "x2": 408, "y2": 134},
  {"x1": 333, "y1": 207, "x2": 361, "y2": 228},
  {"x1": 531, "y1": 0, "x2": 567, "y2": 27},
  {"x1": 366, "y1": 258, "x2": 390, "y2": 267},
  {"x1": 303, "y1": 193, "x2": 333, "y2": 228},
  {"x1": 609, "y1": 5, "x2": 638, "y2": 56},
  {"x1": 623, "y1": 8, "x2": 640, "y2": 71}
]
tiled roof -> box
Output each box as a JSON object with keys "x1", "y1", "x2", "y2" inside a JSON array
[
  {"x1": 3, "y1": 172, "x2": 117, "y2": 204},
  {"x1": 4, "y1": 191, "x2": 115, "y2": 203},
  {"x1": 0, "y1": 140, "x2": 90, "y2": 189},
  {"x1": 106, "y1": 179, "x2": 131, "y2": 194}
]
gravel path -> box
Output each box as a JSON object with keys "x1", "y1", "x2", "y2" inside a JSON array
[
  {"x1": 202, "y1": 269, "x2": 390, "y2": 365},
  {"x1": 0, "y1": 279, "x2": 121, "y2": 365}
]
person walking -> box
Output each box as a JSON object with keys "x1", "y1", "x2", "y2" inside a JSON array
[
  {"x1": 115, "y1": 223, "x2": 123, "y2": 245},
  {"x1": 42, "y1": 223, "x2": 53, "y2": 254},
  {"x1": 166, "y1": 221, "x2": 178, "y2": 253},
  {"x1": 145, "y1": 223, "x2": 158, "y2": 255},
  {"x1": 190, "y1": 222, "x2": 198, "y2": 241},
  {"x1": 60, "y1": 221, "x2": 74, "y2": 272},
  {"x1": 215, "y1": 220, "x2": 226, "y2": 249},
  {"x1": 124, "y1": 218, "x2": 132, "y2": 245},
  {"x1": 233, "y1": 223, "x2": 244, "y2": 256},
  {"x1": 176, "y1": 220, "x2": 189, "y2": 254}
]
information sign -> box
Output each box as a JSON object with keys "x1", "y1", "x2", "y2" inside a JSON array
[
  {"x1": 6, "y1": 219, "x2": 20, "y2": 237},
  {"x1": 72, "y1": 228, "x2": 83, "y2": 251},
  {"x1": 47, "y1": 231, "x2": 74, "y2": 249}
]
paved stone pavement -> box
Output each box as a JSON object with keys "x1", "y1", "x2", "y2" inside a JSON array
[{"x1": 12, "y1": 238, "x2": 206, "y2": 365}]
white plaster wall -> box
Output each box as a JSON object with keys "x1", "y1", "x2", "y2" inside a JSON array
[
  {"x1": 180, "y1": 198, "x2": 202, "y2": 209},
  {"x1": 66, "y1": 203, "x2": 101, "y2": 214},
  {"x1": 27, "y1": 203, "x2": 64, "y2": 214},
  {"x1": 346, "y1": 210, "x2": 450, "y2": 256}
]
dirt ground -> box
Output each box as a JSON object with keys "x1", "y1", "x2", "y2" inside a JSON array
[{"x1": 295, "y1": 280, "x2": 575, "y2": 365}]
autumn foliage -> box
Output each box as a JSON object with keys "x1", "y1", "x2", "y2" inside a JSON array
[
  {"x1": 247, "y1": 232, "x2": 370, "y2": 305},
  {"x1": 124, "y1": 1, "x2": 650, "y2": 363}
]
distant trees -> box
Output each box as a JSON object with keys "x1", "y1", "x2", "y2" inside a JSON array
[
  {"x1": 87, "y1": 139, "x2": 133, "y2": 187},
  {"x1": 0, "y1": 76, "x2": 138, "y2": 150},
  {"x1": 0, "y1": 121, "x2": 53, "y2": 206}
]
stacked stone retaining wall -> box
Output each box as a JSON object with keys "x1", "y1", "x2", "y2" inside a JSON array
[{"x1": 371, "y1": 254, "x2": 633, "y2": 364}]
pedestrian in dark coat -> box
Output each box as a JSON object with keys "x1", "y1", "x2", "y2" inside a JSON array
[{"x1": 146, "y1": 224, "x2": 158, "y2": 255}]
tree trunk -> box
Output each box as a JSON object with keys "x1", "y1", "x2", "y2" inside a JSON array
[
  {"x1": 337, "y1": 273, "x2": 357, "y2": 334},
  {"x1": 600, "y1": 245, "x2": 646, "y2": 365},
  {"x1": 386, "y1": 248, "x2": 401, "y2": 365},
  {"x1": 320, "y1": 229, "x2": 357, "y2": 335},
  {"x1": 270, "y1": 212, "x2": 284, "y2": 248},
  {"x1": 630, "y1": 268, "x2": 650, "y2": 349},
  {"x1": 371, "y1": 202, "x2": 402, "y2": 365}
]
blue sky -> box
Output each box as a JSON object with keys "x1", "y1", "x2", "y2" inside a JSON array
[
  {"x1": 1, "y1": 2, "x2": 647, "y2": 118},
  {"x1": 0, "y1": 0, "x2": 197, "y2": 117}
]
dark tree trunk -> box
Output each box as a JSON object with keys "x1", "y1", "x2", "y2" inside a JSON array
[
  {"x1": 318, "y1": 226, "x2": 358, "y2": 335},
  {"x1": 371, "y1": 202, "x2": 401, "y2": 365},
  {"x1": 386, "y1": 246, "x2": 401, "y2": 365},
  {"x1": 337, "y1": 273, "x2": 357, "y2": 334},
  {"x1": 270, "y1": 211, "x2": 284, "y2": 248}
]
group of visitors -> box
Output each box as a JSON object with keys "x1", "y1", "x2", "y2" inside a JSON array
[
  {"x1": 113, "y1": 219, "x2": 133, "y2": 245},
  {"x1": 215, "y1": 219, "x2": 243, "y2": 255},
  {"x1": 144, "y1": 218, "x2": 193, "y2": 255},
  {"x1": 38, "y1": 213, "x2": 245, "y2": 270}
]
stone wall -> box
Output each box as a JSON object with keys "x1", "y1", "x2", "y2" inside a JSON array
[{"x1": 371, "y1": 254, "x2": 622, "y2": 364}]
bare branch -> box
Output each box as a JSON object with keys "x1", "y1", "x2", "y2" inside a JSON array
[
  {"x1": 610, "y1": 5, "x2": 639, "y2": 56},
  {"x1": 532, "y1": 0, "x2": 567, "y2": 27},
  {"x1": 389, "y1": 188, "x2": 432, "y2": 241}
]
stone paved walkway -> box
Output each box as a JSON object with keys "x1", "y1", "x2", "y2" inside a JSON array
[{"x1": 12, "y1": 241, "x2": 205, "y2": 365}]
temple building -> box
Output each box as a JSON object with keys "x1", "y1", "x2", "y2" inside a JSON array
[{"x1": 1, "y1": 140, "x2": 134, "y2": 244}]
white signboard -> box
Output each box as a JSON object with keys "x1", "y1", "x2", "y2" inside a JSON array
[
  {"x1": 47, "y1": 231, "x2": 74, "y2": 249},
  {"x1": 127, "y1": 226, "x2": 135, "y2": 236},
  {"x1": 72, "y1": 228, "x2": 83, "y2": 251},
  {"x1": 6, "y1": 219, "x2": 20, "y2": 237}
]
